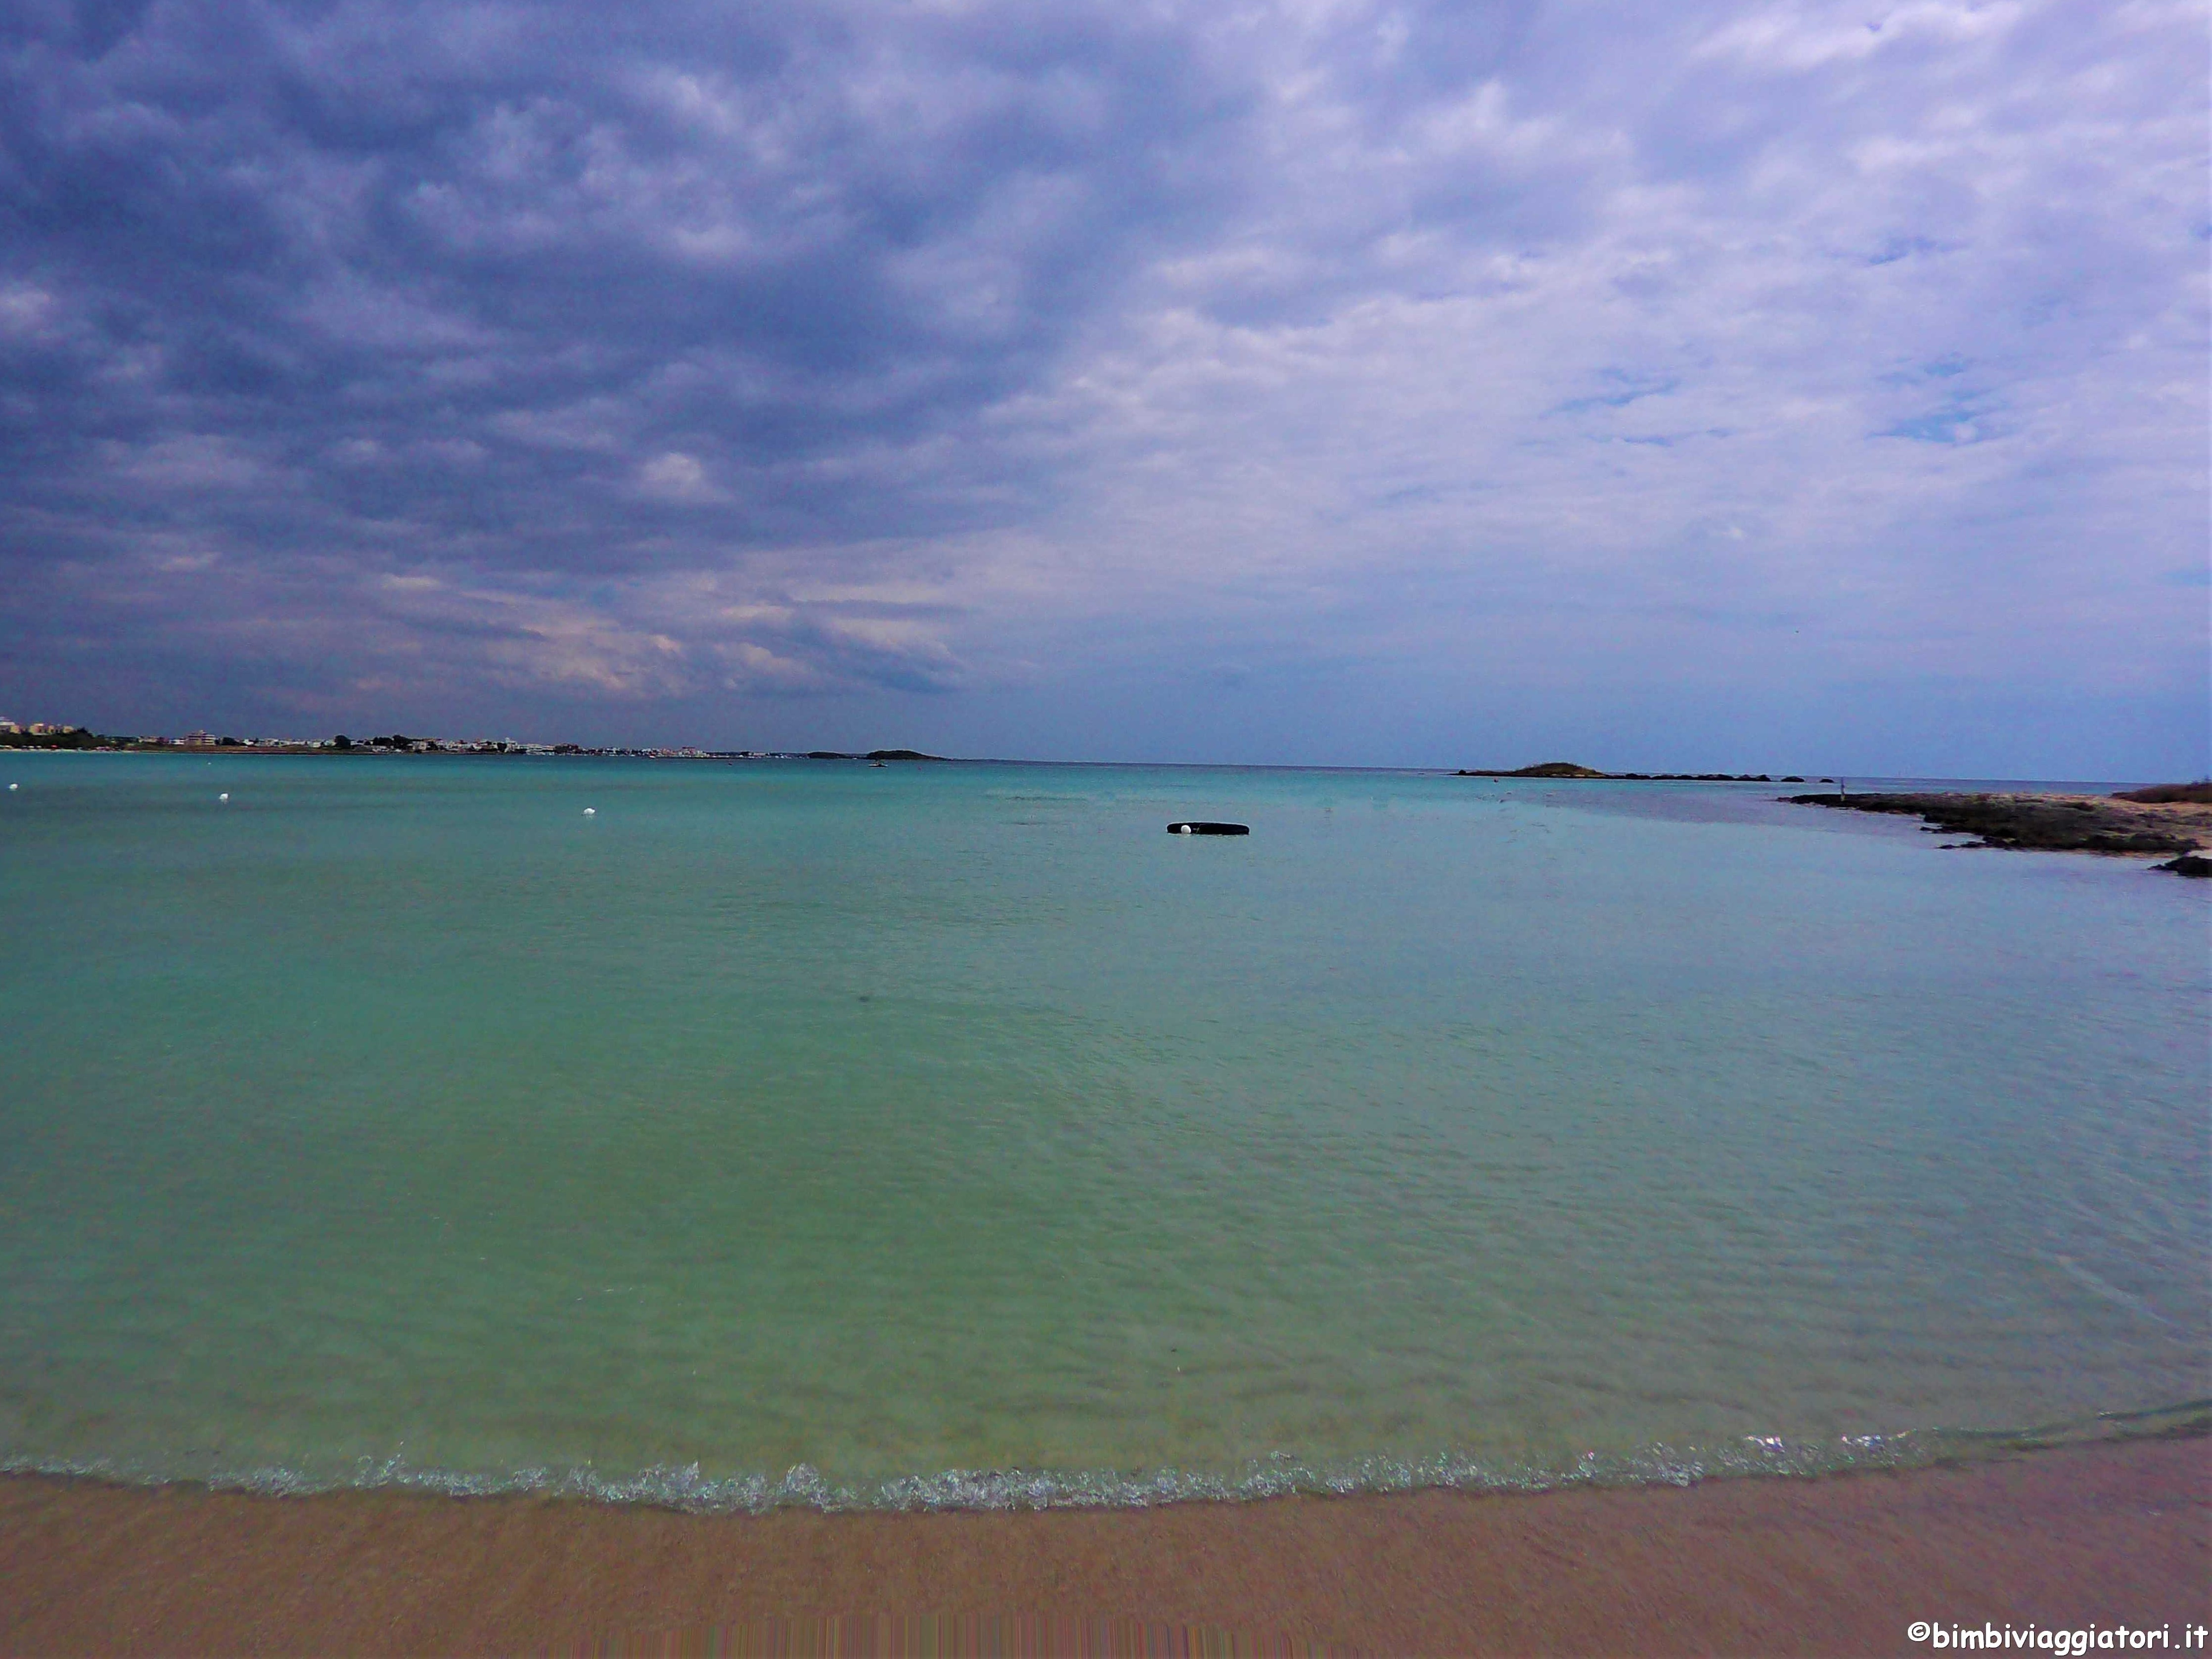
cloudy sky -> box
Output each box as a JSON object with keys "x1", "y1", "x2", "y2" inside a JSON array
[{"x1": 1, "y1": 0, "x2": 2203, "y2": 772}]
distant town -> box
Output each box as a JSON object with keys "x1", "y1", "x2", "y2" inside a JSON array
[{"x1": 0, "y1": 718, "x2": 940, "y2": 762}]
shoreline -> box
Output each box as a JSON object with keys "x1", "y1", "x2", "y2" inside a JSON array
[{"x1": 3, "y1": 1435, "x2": 2205, "y2": 1656}]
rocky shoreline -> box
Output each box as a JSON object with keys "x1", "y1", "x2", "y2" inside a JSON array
[{"x1": 1784, "y1": 790, "x2": 2211, "y2": 874}]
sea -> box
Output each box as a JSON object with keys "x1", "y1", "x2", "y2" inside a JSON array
[{"x1": 0, "y1": 753, "x2": 2205, "y2": 1510}]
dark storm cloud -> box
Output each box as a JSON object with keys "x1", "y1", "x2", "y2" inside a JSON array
[{"x1": 0, "y1": 0, "x2": 1244, "y2": 558}]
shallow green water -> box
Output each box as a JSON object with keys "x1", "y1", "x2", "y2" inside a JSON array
[{"x1": 0, "y1": 755, "x2": 2204, "y2": 1506}]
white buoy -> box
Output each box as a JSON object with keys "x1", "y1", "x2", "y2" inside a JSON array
[
  {"x1": 583, "y1": 807, "x2": 596, "y2": 816},
  {"x1": 219, "y1": 792, "x2": 230, "y2": 802},
  {"x1": 6, "y1": 783, "x2": 15, "y2": 791}
]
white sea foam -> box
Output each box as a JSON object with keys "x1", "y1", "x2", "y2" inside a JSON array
[{"x1": 7, "y1": 1404, "x2": 2205, "y2": 1513}]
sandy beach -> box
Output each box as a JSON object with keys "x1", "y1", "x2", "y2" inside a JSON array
[{"x1": 2, "y1": 1435, "x2": 2204, "y2": 1656}]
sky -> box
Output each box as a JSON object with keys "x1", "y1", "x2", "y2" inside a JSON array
[{"x1": 0, "y1": 0, "x2": 2204, "y2": 774}]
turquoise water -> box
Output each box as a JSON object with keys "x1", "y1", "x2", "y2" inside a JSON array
[{"x1": 0, "y1": 755, "x2": 2205, "y2": 1507}]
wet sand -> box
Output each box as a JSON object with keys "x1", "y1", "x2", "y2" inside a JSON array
[{"x1": 2, "y1": 1436, "x2": 2205, "y2": 1656}]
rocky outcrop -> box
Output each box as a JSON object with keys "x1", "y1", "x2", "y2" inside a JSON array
[
  {"x1": 2115, "y1": 782, "x2": 2212, "y2": 805},
  {"x1": 1785, "y1": 792, "x2": 2206, "y2": 857},
  {"x1": 1461, "y1": 761, "x2": 1611, "y2": 778}
]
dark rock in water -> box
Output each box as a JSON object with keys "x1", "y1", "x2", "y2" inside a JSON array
[
  {"x1": 2156, "y1": 852, "x2": 2212, "y2": 877},
  {"x1": 1167, "y1": 821, "x2": 1250, "y2": 835}
]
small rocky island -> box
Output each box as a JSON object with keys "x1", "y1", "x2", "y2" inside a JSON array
[
  {"x1": 1456, "y1": 761, "x2": 1804, "y2": 782},
  {"x1": 1785, "y1": 785, "x2": 2211, "y2": 875}
]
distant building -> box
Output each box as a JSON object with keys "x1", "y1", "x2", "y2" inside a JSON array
[{"x1": 182, "y1": 730, "x2": 217, "y2": 748}]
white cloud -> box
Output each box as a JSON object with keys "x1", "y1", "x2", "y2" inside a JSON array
[{"x1": 635, "y1": 451, "x2": 725, "y2": 501}]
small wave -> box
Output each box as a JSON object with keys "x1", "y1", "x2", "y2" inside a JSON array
[
  {"x1": 2045, "y1": 1253, "x2": 2179, "y2": 1328},
  {"x1": 6, "y1": 1400, "x2": 2204, "y2": 1513}
]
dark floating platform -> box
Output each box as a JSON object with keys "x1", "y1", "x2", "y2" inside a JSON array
[{"x1": 1167, "y1": 821, "x2": 1250, "y2": 836}]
